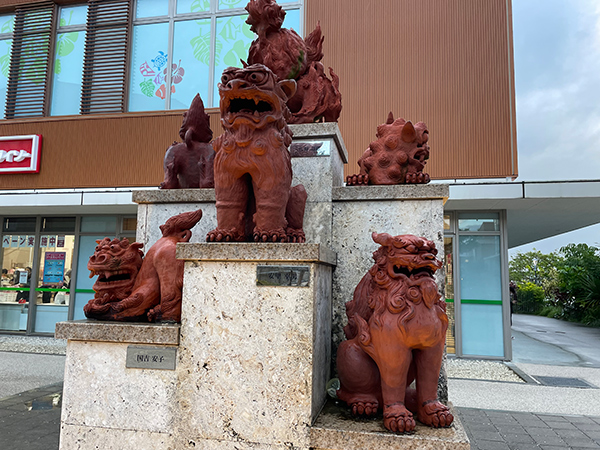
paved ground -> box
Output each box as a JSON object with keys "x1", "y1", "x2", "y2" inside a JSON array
[{"x1": 2, "y1": 314, "x2": 600, "y2": 449}]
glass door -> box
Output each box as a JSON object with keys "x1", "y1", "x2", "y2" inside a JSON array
[
  {"x1": 0, "y1": 235, "x2": 34, "y2": 331},
  {"x1": 444, "y1": 236, "x2": 455, "y2": 354}
]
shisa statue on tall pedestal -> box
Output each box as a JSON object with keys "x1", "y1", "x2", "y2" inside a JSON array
[
  {"x1": 245, "y1": 0, "x2": 342, "y2": 124},
  {"x1": 206, "y1": 63, "x2": 307, "y2": 243},
  {"x1": 336, "y1": 232, "x2": 454, "y2": 433},
  {"x1": 347, "y1": 112, "x2": 431, "y2": 186}
]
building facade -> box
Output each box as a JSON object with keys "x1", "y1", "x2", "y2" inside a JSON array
[{"x1": 0, "y1": 0, "x2": 523, "y2": 360}]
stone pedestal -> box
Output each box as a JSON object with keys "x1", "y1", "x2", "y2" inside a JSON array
[
  {"x1": 55, "y1": 322, "x2": 180, "y2": 449},
  {"x1": 133, "y1": 122, "x2": 348, "y2": 249},
  {"x1": 173, "y1": 243, "x2": 335, "y2": 449}
]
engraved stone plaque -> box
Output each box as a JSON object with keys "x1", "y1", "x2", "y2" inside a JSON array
[
  {"x1": 126, "y1": 345, "x2": 177, "y2": 370},
  {"x1": 256, "y1": 265, "x2": 310, "y2": 287}
]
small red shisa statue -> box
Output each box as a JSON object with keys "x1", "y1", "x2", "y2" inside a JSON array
[
  {"x1": 245, "y1": 0, "x2": 341, "y2": 124},
  {"x1": 206, "y1": 63, "x2": 307, "y2": 243},
  {"x1": 336, "y1": 232, "x2": 453, "y2": 433},
  {"x1": 160, "y1": 94, "x2": 215, "y2": 189},
  {"x1": 84, "y1": 209, "x2": 203, "y2": 322},
  {"x1": 347, "y1": 112, "x2": 431, "y2": 186}
]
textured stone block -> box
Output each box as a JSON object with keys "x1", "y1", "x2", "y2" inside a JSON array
[
  {"x1": 174, "y1": 243, "x2": 334, "y2": 448},
  {"x1": 310, "y1": 401, "x2": 470, "y2": 450},
  {"x1": 61, "y1": 341, "x2": 177, "y2": 433},
  {"x1": 59, "y1": 423, "x2": 173, "y2": 450}
]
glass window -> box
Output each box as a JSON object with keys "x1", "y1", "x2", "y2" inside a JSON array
[
  {"x1": 50, "y1": 5, "x2": 88, "y2": 116},
  {"x1": 136, "y1": 0, "x2": 169, "y2": 19},
  {"x1": 444, "y1": 237, "x2": 455, "y2": 354},
  {"x1": 42, "y1": 217, "x2": 76, "y2": 232},
  {"x1": 34, "y1": 235, "x2": 74, "y2": 332},
  {"x1": 128, "y1": 22, "x2": 170, "y2": 112},
  {"x1": 458, "y1": 212, "x2": 500, "y2": 232},
  {"x1": 0, "y1": 236, "x2": 34, "y2": 332},
  {"x1": 73, "y1": 235, "x2": 110, "y2": 321},
  {"x1": 0, "y1": 14, "x2": 13, "y2": 120},
  {"x1": 459, "y1": 235, "x2": 504, "y2": 357},
  {"x1": 177, "y1": 0, "x2": 210, "y2": 14},
  {"x1": 81, "y1": 216, "x2": 117, "y2": 233},
  {"x1": 122, "y1": 217, "x2": 137, "y2": 233},
  {"x1": 3, "y1": 217, "x2": 36, "y2": 233},
  {"x1": 171, "y1": 19, "x2": 211, "y2": 109},
  {"x1": 212, "y1": 14, "x2": 254, "y2": 105}
]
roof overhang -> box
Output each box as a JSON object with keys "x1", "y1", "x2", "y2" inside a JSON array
[{"x1": 444, "y1": 180, "x2": 600, "y2": 248}]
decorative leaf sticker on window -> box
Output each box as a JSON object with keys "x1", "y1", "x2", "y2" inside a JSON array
[
  {"x1": 0, "y1": 41, "x2": 11, "y2": 78},
  {"x1": 191, "y1": 0, "x2": 211, "y2": 12},
  {"x1": 0, "y1": 16, "x2": 14, "y2": 34},
  {"x1": 140, "y1": 79, "x2": 154, "y2": 98},
  {"x1": 137, "y1": 51, "x2": 185, "y2": 99},
  {"x1": 190, "y1": 29, "x2": 212, "y2": 65}
]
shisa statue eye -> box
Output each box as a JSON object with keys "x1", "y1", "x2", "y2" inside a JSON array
[
  {"x1": 247, "y1": 71, "x2": 266, "y2": 83},
  {"x1": 221, "y1": 73, "x2": 231, "y2": 84}
]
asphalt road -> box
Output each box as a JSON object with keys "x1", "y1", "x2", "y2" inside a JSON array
[
  {"x1": 0, "y1": 351, "x2": 65, "y2": 399},
  {"x1": 512, "y1": 313, "x2": 600, "y2": 367}
]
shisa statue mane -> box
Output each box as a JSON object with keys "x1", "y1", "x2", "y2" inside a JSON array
[
  {"x1": 160, "y1": 94, "x2": 215, "y2": 189},
  {"x1": 207, "y1": 63, "x2": 307, "y2": 243},
  {"x1": 336, "y1": 232, "x2": 453, "y2": 433},
  {"x1": 84, "y1": 209, "x2": 203, "y2": 322},
  {"x1": 347, "y1": 112, "x2": 431, "y2": 186},
  {"x1": 245, "y1": 0, "x2": 341, "y2": 124}
]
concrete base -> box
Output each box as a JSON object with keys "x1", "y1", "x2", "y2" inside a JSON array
[{"x1": 311, "y1": 400, "x2": 470, "y2": 450}]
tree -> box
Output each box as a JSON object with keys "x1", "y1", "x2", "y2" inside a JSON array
[
  {"x1": 509, "y1": 250, "x2": 563, "y2": 298},
  {"x1": 556, "y1": 243, "x2": 600, "y2": 324}
]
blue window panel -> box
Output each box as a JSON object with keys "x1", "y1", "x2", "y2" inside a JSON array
[
  {"x1": 459, "y1": 234, "x2": 504, "y2": 357},
  {"x1": 177, "y1": 0, "x2": 210, "y2": 14},
  {"x1": 282, "y1": 8, "x2": 300, "y2": 34},
  {"x1": 59, "y1": 5, "x2": 87, "y2": 27},
  {"x1": 212, "y1": 14, "x2": 254, "y2": 107},
  {"x1": 128, "y1": 23, "x2": 170, "y2": 112},
  {"x1": 0, "y1": 38, "x2": 11, "y2": 119},
  {"x1": 461, "y1": 304, "x2": 504, "y2": 357},
  {"x1": 73, "y1": 235, "x2": 112, "y2": 321},
  {"x1": 135, "y1": 0, "x2": 168, "y2": 19},
  {"x1": 50, "y1": 31, "x2": 86, "y2": 116},
  {"x1": 171, "y1": 19, "x2": 211, "y2": 110}
]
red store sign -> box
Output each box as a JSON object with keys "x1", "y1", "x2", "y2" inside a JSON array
[{"x1": 0, "y1": 135, "x2": 42, "y2": 174}]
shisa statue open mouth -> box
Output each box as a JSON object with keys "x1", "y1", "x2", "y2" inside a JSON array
[
  {"x1": 87, "y1": 237, "x2": 142, "y2": 299},
  {"x1": 219, "y1": 64, "x2": 295, "y2": 133}
]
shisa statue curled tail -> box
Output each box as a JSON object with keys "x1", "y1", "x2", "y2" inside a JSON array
[
  {"x1": 84, "y1": 209, "x2": 203, "y2": 323},
  {"x1": 336, "y1": 232, "x2": 453, "y2": 433}
]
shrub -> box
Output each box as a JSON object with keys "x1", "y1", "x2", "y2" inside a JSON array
[{"x1": 515, "y1": 282, "x2": 545, "y2": 315}]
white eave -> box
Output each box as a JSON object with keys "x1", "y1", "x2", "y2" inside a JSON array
[{"x1": 445, "y1": 180, "x2": 600, "y2": 248}]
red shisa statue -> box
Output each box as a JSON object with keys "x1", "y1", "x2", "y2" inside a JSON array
[
  {"x1": 347, "y1": 112, "x2": 431, "y2": 186},
  {"x1": 245, "y1": 0, "x2": 341, "y2": 124},
  {"x1": 336, "y1": 232, "x2": 453, "y2": 433},
  {"x1": 160, "y1": 94, "x2": 215, "y2": 189},
  {"x1": 84, "y1": 209, "x2": 203, "y2": 322},
  {"x1": 206, "y1": 64, "x2": 307, "y2": 243}
]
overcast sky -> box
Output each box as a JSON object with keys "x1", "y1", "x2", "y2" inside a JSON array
[{"x1": 509, "y1": 0, "x2": 600, "y2": 256}]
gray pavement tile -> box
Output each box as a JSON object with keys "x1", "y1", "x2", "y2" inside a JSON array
[
  {"x1": 562, "y1": 439, "x2": 600, "y2": 448},
  {"x1": 501, "y1": 433, "x2": 537, "y2": 445},
  {"x1": 508, "y1": 444, "x2": 540, "y2": 450},
  {"x1": 527, "y1": 427, "x2": 558, "y2": 437},
  {"x1": 472, "y1": 440, "x2": 511, "y2": 450},
  {"x1": 577, "y1": 423, "x2": 600, "y2": 432},
  {"x1": 556, "y1": 428, "x2": 592, "y2": 439},
  {"x1": 496, "y1": 424, "x2": 527, "y2": 434},
  {"x1": 569, "y1": 417, "x2": 599, "y2": 424},
  {"x1": 467, "y1": 424, "x2": 499, "y2": 433},
  {"x1": 531, "y1": 435, "x2": 568, "y2": 446},
  {"x1": 471, "y1": 430, "x2": 506, "y2": 442},
  {"x1": 517, "y1": 418, "x2": 550, "y2": 427},
  {"x1": 539, "y1": 415, "x2": 571, "y2": 422},
  {"x1": 543, "y1": 421, "x2": 579, "y2": 430},
  {"x1": 583, "y1": 430, "x2": 600, "y2": 440},
  {"x1": 540, "y1": 446, "x2": 570, "y2": 450}
]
